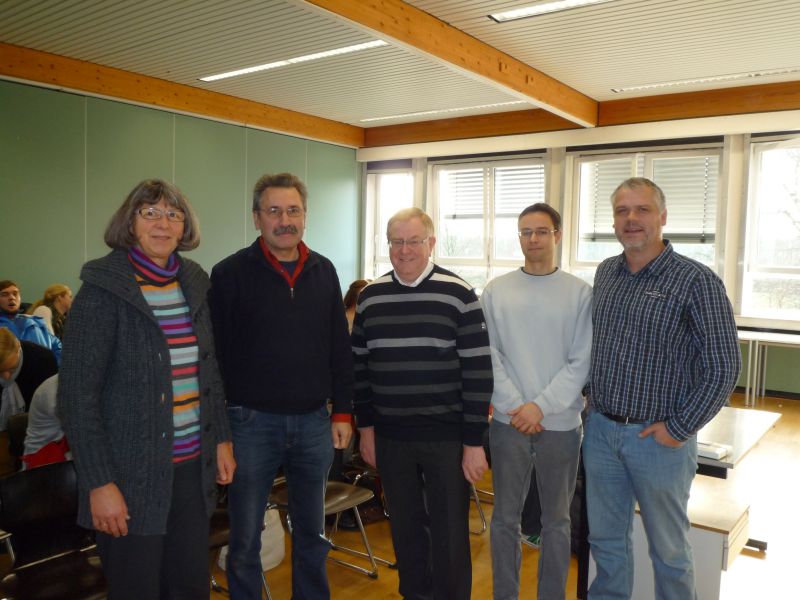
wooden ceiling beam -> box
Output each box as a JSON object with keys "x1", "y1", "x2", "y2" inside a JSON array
[
  {"x1": 364, "y1": 109, "x2": 580, "y2": 147},
  {"x1": 0, "y1": 42, "x2": 364, "y2": 148},
  {"x1": 600, "y1": 81, "x2": 800, "y2": 126},
  {"x1": 302, "y1": 0, "x2": 598, "y2": 128},
  {"x1": 363, "y1": 80, "x2": 800, "y2": 147}
]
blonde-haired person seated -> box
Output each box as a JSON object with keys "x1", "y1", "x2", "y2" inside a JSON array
[
  {"x1": 27, "y1": 284, "x2": 73, "y2": 339},
  {"x1": 0, "y1": 328, "x2": 58, "y2": 473}
]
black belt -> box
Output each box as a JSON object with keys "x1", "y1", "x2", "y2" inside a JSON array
[{"x1": 599, "y1": 411, "x2": 648, "y2": 425}]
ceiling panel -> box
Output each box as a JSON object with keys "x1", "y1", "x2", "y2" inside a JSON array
[
  {"x1": 1, "y1": 0, "x2": 799, "y2": 131},
  {"x1": 411, "y1": 0, "x2": 800, "y2": 100}
]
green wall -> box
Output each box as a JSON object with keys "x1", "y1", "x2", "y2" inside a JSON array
[
  {"x1": 738, "y1": 343, "x2": 799, "y2": 395},
  {"x1": 0, "y1": 79, "x2": 360, "y2": 300}
]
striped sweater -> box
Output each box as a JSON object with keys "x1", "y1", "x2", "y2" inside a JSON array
[
  {"x1": 130, "y1": 249, "x2": 201, "y2": 463},
  {"x1": 352, "y1": 265, "x2": 493, "y2": 446}
]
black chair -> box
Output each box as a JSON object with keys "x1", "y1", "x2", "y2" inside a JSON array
[
  {"x1": 270, "y1": 479, "x2": 395, "y2": 579},
  {"x1": 208, "y1": 504, "x2": 272, "y2": 599},
  {"x1": 6, "y1": 412, "x2": 29, "y2": 471},
  {"x1": 0, "y1": 460, "x2": 106, "y2": 599}
]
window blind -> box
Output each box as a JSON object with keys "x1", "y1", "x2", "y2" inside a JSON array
[{"x1": 579, "y1": 153, "x2": 718, "y2": 243}]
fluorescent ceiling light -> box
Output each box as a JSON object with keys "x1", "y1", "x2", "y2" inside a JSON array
[
  {"x1": 611, "y1": 67, "x2": 800, "y2": 93},
  {"x1": 360, "y1": 101, "x2": 528, "y2": 123},
  {"x1": 489, "y1": 0, "x2": 616, "y2": 22},
  {"x1": 200, "y1": 40, "x2": 388, "y2": 82}
]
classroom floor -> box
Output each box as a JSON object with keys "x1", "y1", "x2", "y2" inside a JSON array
[{"x1": 212, "y1": 392, "x2": 798, "y2": 599}]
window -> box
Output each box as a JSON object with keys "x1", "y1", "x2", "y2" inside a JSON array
[
  {"x1": 742, "y1": 139, "x2": 800, "y2": 322},
  {"x1": 570, "y1": 148, "x2": 721, "y2": 282},
  {"x1": 431, "y1": 159, "x2": 546, "y2": 292},
  {"x1": 364, "y1": 171, "x2": 415, "y2": 279}
]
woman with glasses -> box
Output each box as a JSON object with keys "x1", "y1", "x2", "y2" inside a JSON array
[{"x1": 58, "y1": 179, "x2": 235, "y2": 599}]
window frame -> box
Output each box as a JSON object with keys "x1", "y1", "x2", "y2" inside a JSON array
[
  {"x1": 565, "y1": 145, "x2": 724, "y2": 280},
  {"x1": 428, "y1": 155, "x2": 547, "y2": 291},
  {"x1": 739, "y1": 134, "x2": 800, "y2": 325},
  {"x1": 362, "y1": 165, "x2": 418, "y2": 280}
]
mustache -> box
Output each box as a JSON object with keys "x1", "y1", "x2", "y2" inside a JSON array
[{"x1": 272, "y1": 225, "x2": 298, "y2": 235}]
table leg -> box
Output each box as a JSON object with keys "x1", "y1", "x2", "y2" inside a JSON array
[{"x1": 744, "y1": 339, "x2": 754, "y2": 407}]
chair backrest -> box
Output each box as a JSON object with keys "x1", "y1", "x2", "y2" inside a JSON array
[
  {"x1": 6, "y1": 412, "x2": 29, "y2": 460},
  {"x1": 0, "y1": 460, "x2": 94, "y2": 567}
]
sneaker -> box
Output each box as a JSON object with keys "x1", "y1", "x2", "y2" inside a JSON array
[{"x1": 521, "y1": 534, "x2": 541, "y2": 549}]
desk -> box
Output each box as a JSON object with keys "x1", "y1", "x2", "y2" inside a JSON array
[
  {"x1": 628, "y1": 477, "x2": 749, "y2": 600},
  {"x1": 738, "y1": 329, "x2": 800, "y2": 407},
  {"x1": 577, "y1": 406, "x2": 780, "y2": 599},
  {"x1": 586, "y1": 476, "x2": 750, "y2": 600},
  {"x1": 696, "y1": 406, "x2": 781, "y2": 477}
]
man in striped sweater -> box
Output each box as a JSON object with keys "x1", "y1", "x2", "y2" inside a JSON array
[{"x1": 352, "y1": 207, "x2": 493, "y2": 600}]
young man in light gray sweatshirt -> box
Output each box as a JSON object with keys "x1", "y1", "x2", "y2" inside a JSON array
[{"x1": 481, "y1": 203, "x2": 592, "y2": 600}]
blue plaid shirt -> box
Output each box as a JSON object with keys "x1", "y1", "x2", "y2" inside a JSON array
[{"x1": 589, "y1": 241, "x2": 741, "y2": 441}]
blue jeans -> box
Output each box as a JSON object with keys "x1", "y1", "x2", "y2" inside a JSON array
[
  {"x1": 583, "y1": 410, "x2": 698, "y2": 600},
  {"x1": 226, "y1": 405, "x2": 334, "y2": 600},
  {"x1": 490, "y1": 420, "x2": 582, "y2": 600}
]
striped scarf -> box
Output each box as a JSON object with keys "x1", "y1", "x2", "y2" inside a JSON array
[{"x1": 129, "y1": 247, "x2": 201, "y2": 464}]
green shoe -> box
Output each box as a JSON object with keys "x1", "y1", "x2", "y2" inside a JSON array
[{"x1": 521, "y1": 534, "x2": 541, "y2": 549}]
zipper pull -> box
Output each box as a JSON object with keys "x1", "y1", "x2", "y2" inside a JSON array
[{"x1": 290, "y1": 287, "x2": 294, "y2": 299}]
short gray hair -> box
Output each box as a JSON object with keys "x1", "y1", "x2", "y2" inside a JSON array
[
  {"x1": 252, "y1": 173, "x2": 308, "y2": 212},
  {"x1": 610, "y1": 177, "x2": 666, "y2": 212},
  {"x1": 104, "y1": 179, "x2": 200, "y2": 251},
  {"x1": 386, "y1": 207, "x2": 434, "y2": 239}
]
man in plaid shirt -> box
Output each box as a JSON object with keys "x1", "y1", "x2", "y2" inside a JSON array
[{"x1": 585, "y1": 177, "x2": 740, "y2": 600}]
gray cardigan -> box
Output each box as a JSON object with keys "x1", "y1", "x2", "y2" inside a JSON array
[{"x1": 58, "y1": 249, "x2": 232, "y2": 535}]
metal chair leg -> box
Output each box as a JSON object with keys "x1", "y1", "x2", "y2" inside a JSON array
[
  {"x1": 327, "y1": 506, "x2": 397, "y2": 577},
  {"x1": 260, "y1": 570, "x2": 272, "y2": 600},
  {"x1": 470, "y1": 483, "x2": 487, "y2": 535}
]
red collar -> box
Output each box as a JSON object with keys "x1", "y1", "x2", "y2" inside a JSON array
[{"x1": 258, "y1": 238, "x2": 310, "y2": 289}]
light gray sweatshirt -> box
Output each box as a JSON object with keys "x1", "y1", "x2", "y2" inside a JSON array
[{"x1": 480, "y1": 268, "x2": 592, "y2": 431}]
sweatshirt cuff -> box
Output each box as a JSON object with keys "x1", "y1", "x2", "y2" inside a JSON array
[{"x1": 331, "y1": 412, "x2": 352, "y2": 424}]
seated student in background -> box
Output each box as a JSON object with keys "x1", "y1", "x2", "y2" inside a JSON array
[
  {"x1": 23, "y1": 374, "x2": 70, "y2": 469},
  {"x1": 344, "y1": 278, "x2": 369, "y2": 332},
  {"x1": 0, "y1": 328, "x2": 59, "y2": 473},
  {"x1": 27, "y1": 284, "x2": 73, "y2": 340},
  {"x1": 0, "y1": 280, "x2": 62, "y2": 364}
]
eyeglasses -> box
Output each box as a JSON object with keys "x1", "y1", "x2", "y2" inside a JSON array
[
  {"x1": 137, "y1": 207, "x2": 186, "y2": 222},
  {"x1": 518, "y1": 228, "x2": 557, "y2": 239},
  {"x1": 258, "y1": 206, "x2": 305, "y2": 219},
  {"x1": 388, "y1": 237, "x2": 429, "y2": 249}
]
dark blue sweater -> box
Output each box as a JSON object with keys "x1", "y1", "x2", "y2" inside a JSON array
[{"x1": 209, "y1": 239, "x2": 353, "y2": 415}]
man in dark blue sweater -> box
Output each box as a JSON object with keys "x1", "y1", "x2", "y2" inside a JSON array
[
  {"x1": 209, "y1": 173, "x2": 353, "y2": 600},
  {"x1": 352, "y1": 207, "x2": 493, "y2": 600}
]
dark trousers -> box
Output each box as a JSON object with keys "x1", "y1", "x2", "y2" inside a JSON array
[
  {"x1": 96, "y1": 460, "x2": 210, "y2": 600},
  {"x1": 376, "y1": 435, "x2": 472, "y2": 600}
]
